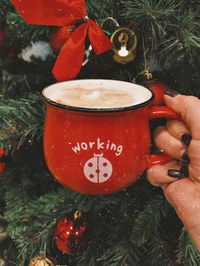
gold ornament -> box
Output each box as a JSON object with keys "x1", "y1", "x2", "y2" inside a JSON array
[
  {"x1": 28, "y1": 256, "x2": 55, "y2": 266},
  {"x1": 140, "y1": 69, "x2": 153, "y2": 81},
  {"x1": 110, "y1": 28, "x2": 137, "y2": 64}
]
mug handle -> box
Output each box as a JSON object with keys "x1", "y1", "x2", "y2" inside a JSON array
[{"x1": 147, "y1": 106, "x2": 181, "y2": 168}]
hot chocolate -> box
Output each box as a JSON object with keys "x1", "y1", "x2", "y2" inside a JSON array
[
  {"x1": 56, "y1": 87, "x2": 136, "y2": 108},
  {"x1": 43, "y1": 79, "x2": 153, "y2": 109}
]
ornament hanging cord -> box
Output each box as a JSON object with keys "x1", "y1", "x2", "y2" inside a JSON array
[
  {"x1": 140, "y1": 34, "x2": 155, "y2": 80},
  {"x1": 82, "y1": 17, "x2": 119, "y2": 66}
]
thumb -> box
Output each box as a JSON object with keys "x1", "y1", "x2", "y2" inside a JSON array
[{"x1": 164, "y1": 93, "x2": 200, "y2": 140}]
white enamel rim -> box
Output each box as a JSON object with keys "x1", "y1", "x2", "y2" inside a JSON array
[{"x1": 41, "y1": 79, "x2": 154, "y2": 112}]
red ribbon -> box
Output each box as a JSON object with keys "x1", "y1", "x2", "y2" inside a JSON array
[{"x1": 11, "y1": 0, "x2": 112, "y2": 81}]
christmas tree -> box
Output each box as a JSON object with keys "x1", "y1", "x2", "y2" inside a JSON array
[{"x1": 0, "y1": 0, "x2": 200, "y2": 265}]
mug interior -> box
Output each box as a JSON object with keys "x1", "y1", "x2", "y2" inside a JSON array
[{"x1": 42, "y1": 79, "x2": 154, "y2": 112}]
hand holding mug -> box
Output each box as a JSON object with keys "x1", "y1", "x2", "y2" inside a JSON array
[{"x1": 146, "y1": 90, "x2": 200, "y2": 251}]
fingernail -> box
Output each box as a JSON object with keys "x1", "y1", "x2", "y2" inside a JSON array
[
  {"x1": 165, "y1": 88, "x2": 179, "y2": 97},
  {"x1": 168, "y1": 166, "x2": 189, "y2": 178},
  {"x1": 168, "y1": 169, "x2": 181, "y2": 178},
  {"x1": 181, "y1": 149, "x2": 190, "y2": 163},
  {"x1": 181, "y1": 133, "x2": 192, "y2": 146}
]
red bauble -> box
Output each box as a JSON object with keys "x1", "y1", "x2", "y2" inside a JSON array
[
  {"x1": 7, "y1": 39, "x2": 22, "y2": 59},
  {"x1": 0, "y1": 148, "x2": 6, "y2": 173},
  {"x1": 0, "y1": 30, "x2": 9, "y2": 57},
  {"x1": 50, "y1": 25, "x2": 74, "y2": 54},
  {"x1": 54, "y1": 211, "x2": 86, "y2": 254},
  {"x1": 142, "y1": 80, "x2": 168, "y2": 106}
]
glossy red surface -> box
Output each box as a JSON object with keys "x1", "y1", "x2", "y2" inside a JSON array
[
  {"x1": 43, "y1": 105, "x2": 150, "y2": 194},
  {"x1": 43, "y1": 93, "x2": 180, "y2": 195},
  {"x1": 143, "y1": 80, "x2": 167, "y2": 106}
]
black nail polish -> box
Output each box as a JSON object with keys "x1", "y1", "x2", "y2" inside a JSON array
[
  {"x1": 182, "y1": 150, "x2": 190, "y2": 163},
  {"x1": 168, "y1": 166, "x2": 189, "y2": 178},
  {"x1": 180, "y1": 165, "x2": 189, "y2": 177},
  {"x1": 165, "y1": 88, "x2": 179, "y2": 97},
  {"x1": 168, "y1": 169, "x2": 181, "y2": 178},
  {"x1": 181, "y1": 133, "x2": 192, "y2": 146}
]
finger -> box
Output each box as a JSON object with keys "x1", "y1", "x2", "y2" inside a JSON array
[
  {"x1": 166, "y1": 120, "x2": 190, "y2": 142},
  {"x1": 146, "y1": 160, "x2": 181, "y2": 187},
  {"x1": 186, "y1": 140, "x2": 200, "y2": 181},
  {"x1": 164, "y1": 94, "x2": 200, "y2": 140},
  {"x1": 153, "y1": 126, "x2": 186, "y2": 161}
]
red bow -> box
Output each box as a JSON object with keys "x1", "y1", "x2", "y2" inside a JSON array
[{"x1": 11, "y1": 0, "x2": 112, "y2": 81}]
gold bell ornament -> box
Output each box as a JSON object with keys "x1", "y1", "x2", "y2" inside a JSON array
[
  {"x1": 110, "y1": 27, "x2": 137, "y2": 64},
  {"x1": 28, "y1": 256, "x2": 55, "y2": 266}
]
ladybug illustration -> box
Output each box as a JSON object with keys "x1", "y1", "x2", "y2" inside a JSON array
[{"x1": 83, "y1": 153, "x2": 113, "y2": 183}]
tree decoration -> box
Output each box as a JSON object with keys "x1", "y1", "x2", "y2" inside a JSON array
[
  {"x1": 110, "y1": 27, "x2": 137, "y2": 64},
  {"x1": 10, "y1": 0, "x2": 112, "y2": 81},
  {"x1": 28, "y1": 256, "x2": 55, "y2": 266},
  {"x1": 50, "y1": 25, "x2": 74, "y2": 54},
  {"x1": 0, "y1": 148, "x2": 6, "y2": 174},
  {"x1": 0, "y1": 29, "x2": 9, "y2": 57},
  {"x1": 54, "y1": 211, "x2": 87, "y2": 254}
]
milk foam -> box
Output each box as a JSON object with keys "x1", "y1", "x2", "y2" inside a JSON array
[
  {"x1": 43, "y1": 80, "x2": 153, "y2": 109},
  {"x1": 56, "y1": 87, "x2": 135, "y2": 108}
]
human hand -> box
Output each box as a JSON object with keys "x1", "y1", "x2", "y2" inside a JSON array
[{"x1": 146, "y1": 89, "x2": 200, "y2": 250}]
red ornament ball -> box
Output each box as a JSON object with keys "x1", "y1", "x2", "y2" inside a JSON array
[
  {"x1": 142, "y1": 79, "x2": 168, "y2": 106},
  {"x1": 54, "y1": 211, "x2": 87, "y2": 254},
  {"x1": 0, "y1": 148, "x2": 6, "y2": 174},
  {"x1": 0, "y1": 30, "x2": 9, "y2": 57},
  {"x1": 50, "y1": 25, "x2": 74, "y2": 54}
]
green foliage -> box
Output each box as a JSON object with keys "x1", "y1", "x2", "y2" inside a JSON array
[
  {"x1": 6, "y1": 12, "x2": 50, "y2": 48},
  {"x1": 176, "y1": 228, "x2": 200, "y2": 266},
  {"x1": 142, "y1": 232, "x2": 175, "y2": 266},
  {"x1": 0, "y1": 92, "x2": 45, "y2": 153},
  {"x1": 86, "y1": 0, "x2": 116, "y2": 21},
  {"x1": 99, "y1": 242, "x2": 141, "y2": 266},
  {"x1": 120, "y1": 0, "x2": 180, "y2": 38},
  {"x1": 158, "y1": 10, "x2": 200, "y2": 65},
  {"x1": 0, "y1": 0, "x2": 200, "y2": 265},
  {"x1": 120, "y1": 0, "x2": 200, "y2": 67},
  {"x1": 0, "y1": 0, "x2": 14, "y2": 18},
  {"x1": 131, "y1": 194, "x2": 172, "y2": 246}
]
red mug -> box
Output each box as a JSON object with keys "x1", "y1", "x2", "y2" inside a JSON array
[{"x1": 42, "y1": 79, "x2": 180, "y2": 194}]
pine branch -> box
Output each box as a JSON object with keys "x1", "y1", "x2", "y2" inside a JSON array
[
  {"x1": 6, "y1": 12, "x2": 50, "y2": 48},
  {"x1": 142, "y1": 231, "x2": 175, "y2": 266},
  {"x1": 0, "y1": 92, "x2": 45, "y2": 152},
  {"x1": 9, "y1": 188, "x2": 126, "y2": 263},
  {"x1": 100, "y1": 242, "x2": 141, "y2": 266},
  {"x1": 120, "y1": 0, "x2": 181, "y2": 39},
  {"x1": 158, "y1": 11, "x2": 200, "y2": 65},
  {"x1": 76, "y1": 241, "x2": 141, "y2": 266},
  {"x1": 1, "y1": 62, "x2": 55, "y2": 98},
  {"x1": 1, "y1": 148, "x2": 55, "y2": 265},
  {"x1": 86, "y1": 0, "x2": 116, "y2": 21},
  {"x1": 3, "y1": 174, "x2": 36, "y2": 265},
  {"x1": 131, "y1": 194, "x2": 172, "y2": 246},
  {"x1": 176, "y1": 228, "x2": 200, "y2": 266},
  {"x1": 120, "y1": 0, "x2": 200, "y2": 67},
  {"x1": 0, "y1": 0, "x2": 14, "y2": 18}
]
